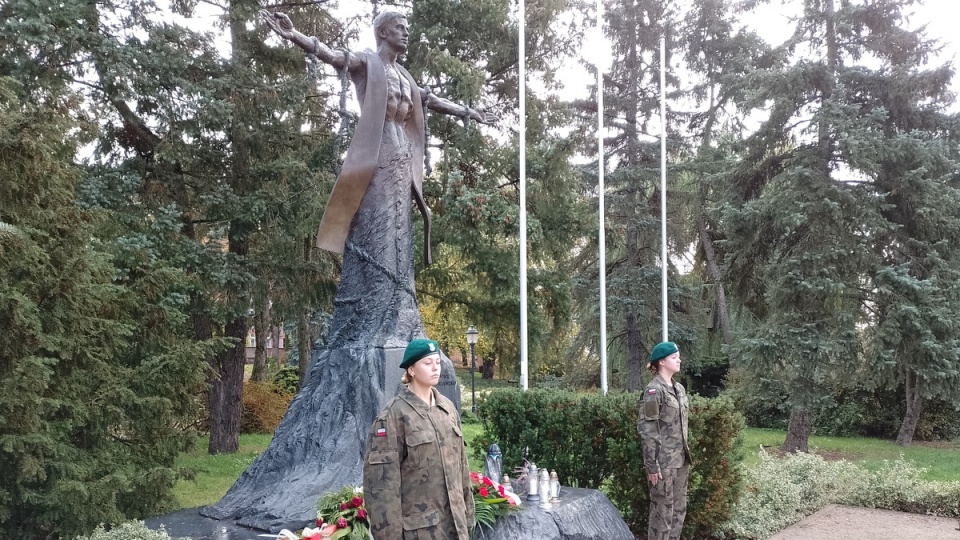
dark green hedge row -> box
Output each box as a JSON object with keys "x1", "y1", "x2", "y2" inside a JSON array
[{"x1": 474, "y1": 389, "x2": 744, "y2": 539}]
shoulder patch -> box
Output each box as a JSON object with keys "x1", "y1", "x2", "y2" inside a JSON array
[{"x1": 647, "y1": 388, "x2": 657, "y2": 395}]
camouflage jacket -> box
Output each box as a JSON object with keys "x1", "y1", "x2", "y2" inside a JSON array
[
  {"x1": 637, "y1": 374, "x2": 692, "y2": 474},
  {"x1": 362, "y1": 385, "x2": 476, "y2": 540}
]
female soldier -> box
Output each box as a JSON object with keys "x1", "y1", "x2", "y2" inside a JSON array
[
  {"x1": 362, "y1": 338, "x2": 475, "y2": 540},
  {"x1": 637, "y1": 341, "x2": 692, "y2": 540}
]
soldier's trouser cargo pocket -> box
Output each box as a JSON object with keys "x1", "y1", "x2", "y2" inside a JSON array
[{"x1": 647, "y1": 465, "x2": 689, "y2": 540}]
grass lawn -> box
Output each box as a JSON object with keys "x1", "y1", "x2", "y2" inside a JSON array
[
  {"x1": 173, "y1": 434, "x2": 273, "y2": 509},
  {"x1": 454, "y1": 367, "x2": 515, "y2": 413},
  {"x1": 741, "y1": 428, "x2": 960, "y2": 482}
]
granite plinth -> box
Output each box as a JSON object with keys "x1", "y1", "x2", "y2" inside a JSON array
[
  {"x1": 477, "y1": 487, "x2": 633, "y2": 540},
  {"x1": 199, "y1": 344, "x2": 460, "y2": 532},
  {"x1": 145, "y1": 508, "x2": 271, "y2": 540},
  {"x1": 147, "y1": 487, "x2": 632, "y2": 540}
]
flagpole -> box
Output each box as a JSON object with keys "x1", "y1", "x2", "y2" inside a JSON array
[
  {"x1": 659, "y1": 34, "x2": 668, "y2": 342},
  {"x1": 597, "y1": 0, "x2": 607, "y2": 395},
  {"x1": 519, "y1": 0, "x2": 529, "y2": 390}
]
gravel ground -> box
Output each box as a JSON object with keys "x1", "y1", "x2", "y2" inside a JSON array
[{"x1": 769, "y1": 504, "x2": 960, "y2": 540}]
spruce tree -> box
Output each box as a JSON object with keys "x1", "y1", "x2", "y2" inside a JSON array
[
  {"x1": 720, "y1": 0, "x2": 959, "y2": 451},
  {"x1": 0, "y1": 76, "x2": 206, "y2": 538}
]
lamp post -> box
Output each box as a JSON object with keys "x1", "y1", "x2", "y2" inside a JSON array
[{"x1": 466, "y1": 325, "x2": 479, "y2": 413}]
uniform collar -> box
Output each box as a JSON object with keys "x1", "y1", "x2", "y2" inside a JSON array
[{"x1": 399, "y1": 385, "x2": 453, "y2": 417}]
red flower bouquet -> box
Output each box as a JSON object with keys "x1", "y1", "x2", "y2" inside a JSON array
[{"x1": 469, "y1": 472, "x2": 521, "y2": 534}]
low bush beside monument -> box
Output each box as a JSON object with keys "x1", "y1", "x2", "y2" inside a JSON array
[{"x1": 473, "y1": 388, "x2": 745, "y2": 538}]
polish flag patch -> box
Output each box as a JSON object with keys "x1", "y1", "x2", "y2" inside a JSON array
[
  {"x1": 376, "y1": 427, "x2": 387, "y2": 437},
  {"x1": 648, "y1": 389, "x2": 657, "y2": 395}
]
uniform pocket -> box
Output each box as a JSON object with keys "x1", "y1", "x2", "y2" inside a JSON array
[
  {"x1": 405, "y1": 430, "x2": 434, "y2": 469},
  {"x1": 662, "y1": 395, "x2": 680, "y2": 420},
  {"x1": 367, "y1": 451, "x2": 393, "y2": 465}
]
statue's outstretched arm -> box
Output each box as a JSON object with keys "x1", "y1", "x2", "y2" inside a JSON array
[
  {"x1": 260, "y1": 10, "x2": 363, "y2": 72},
  {"x1": 423, "y1": 92, "x2": 497, "y2": 124}
]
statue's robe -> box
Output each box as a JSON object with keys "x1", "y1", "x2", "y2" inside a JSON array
[
  {"x1": 315, "y1": 50, "x2": 432, "y2": 265},
  {"x1": 321, "y1": 51, "x2": 431, "y2": 347}
]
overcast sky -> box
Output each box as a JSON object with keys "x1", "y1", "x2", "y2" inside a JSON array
[{"x1": 184, "y1": 1, "x2": 960, "y2": 113}]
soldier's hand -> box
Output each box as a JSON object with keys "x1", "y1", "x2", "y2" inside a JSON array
[
  {"x1": 260, "y1": 10, "x2": 296, "y2": 40},
  {"x1": 647, "y1": 472, "x2": 661, "y2": 486}
]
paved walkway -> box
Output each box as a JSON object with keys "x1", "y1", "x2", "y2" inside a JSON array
[{"x1": 770, "y1": 504, "x2": 960, "y2": 540}]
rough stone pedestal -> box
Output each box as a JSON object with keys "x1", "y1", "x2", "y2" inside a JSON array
[
  {"x1": 476, "y1": 487, "x2": 634, "y2": 540},
  {"x1": 197, "y1": 344, "x2": 460, "y2": 533},
  {"x1": 146, "y1": 487, "x2": 632, "y2": 540}
]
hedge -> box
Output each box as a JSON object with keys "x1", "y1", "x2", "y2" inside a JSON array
[{"x1": 475, "y1": 389, "x2": 744, "y2": 539}]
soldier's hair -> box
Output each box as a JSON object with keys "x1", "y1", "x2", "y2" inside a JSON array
[
  {"x1": 401, "y1": 370, "x2": 413, "y2": 384},
  {"x1": 373, "y1": 11, "x2": 407, "y2": 46},
  {"x1": 647, "y1": 361, "x2": 659, "y2": 374}
]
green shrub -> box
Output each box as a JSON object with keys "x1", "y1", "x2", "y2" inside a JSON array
[
  {"x1": 75, "y1": 520, "x2": 181, "y2": 540},
  {"x1": 723, "y1": 451, "x2": 960, "y2": 539},
  {"x1": 460, "y1": 409, "x2": 480, "y2": 425},
  {"x1": 271, "y1": 366, "x2": 301, "y2": 395},
  {"x1": 723, "y1": 451, "x2": 861, "y2": 539},
  {"x1": 607, "y1": 394, "x2": 746, "y2": 539},
  {"x1": 474, "y1": 389, "x2": 613, "y2": 489},
  {"x1": 475, "y1": 389, "x2": 744, "y2": 539},
  {"x1": 241, "y1": 381, "x2": 294, "y2": 434},
  {"x1": 840, "y1": 458, "x2": 960, "y2": 516}
]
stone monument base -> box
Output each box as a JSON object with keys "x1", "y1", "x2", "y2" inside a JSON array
[
  {"x1": 477, "y1": 487, "x2": 634, "y2": 540},
  {"x1": 147, "y1": 487, "x2": 633, "y2": 540}
]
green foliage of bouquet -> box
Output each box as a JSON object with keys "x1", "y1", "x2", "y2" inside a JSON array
[
  {"x1": 313, "y1": 486, "x2": 369, "y2": 540},
  {"x1": 470, "y1": 471, "x2": 520, "y2": 535}
]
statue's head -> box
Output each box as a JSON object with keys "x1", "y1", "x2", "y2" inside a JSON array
[{"x1": 373, "y1": 11, "x2": 409, "y2": 50}]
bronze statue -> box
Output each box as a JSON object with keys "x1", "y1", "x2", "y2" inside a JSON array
[{"x1": 262, "y1": 9, "x2": 492, "y2": 347}]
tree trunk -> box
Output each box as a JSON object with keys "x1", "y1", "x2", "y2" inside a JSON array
[
  {"x1": 297, "y1": 308, "x2": 311, "y2": 390},
  {"x1": 271, "y1": 324, "x2": 281, "y2": 367},
  {"x1": 251, "y1": 299, "x2": 269, "y2": 382},
  {"x1": 782, "y1": 406, "x2": 813, "y2": 453},
  {"x1": 896, "y1": 371, "x2": 925, "y2": 446},
  {"x1": 207, "y1": 0, "x2": 253, "y2": 454},
  {"x1": 697, "y1": 213, "x2": 733, "y2": 346},
  {"x1": 626, "y1": 312, "x2": 643, "y2": 391},
  {"x1": 208, "y1": 316, "x2": 247, "y2": 454},
  {"x1": 296, "y1": 236, "x2": 313, "y2": 390}
]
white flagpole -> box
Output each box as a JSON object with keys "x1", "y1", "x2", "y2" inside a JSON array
[
  {"x1": 519, "y1": 0, "x2": 529, "y2": 390},
  {"x1": 659, "y1": 35, "x2": 668, "y2": 342},
  {"x1": 597, "y1": 0, "x2": 608, "y2": 395}
]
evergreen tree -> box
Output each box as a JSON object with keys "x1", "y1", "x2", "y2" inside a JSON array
[
  {"x1": 720, "y1": 0, "x2": 959, "y2": 451},
  {"x1": 853, "y1": 4, "x2": 960, "y2": 445},
  {"x1": 399, "y1": 0, "x2": 591, "y2": 378},
  {"x1": 571, "y1": 0, "x2": 709, "y2": 391},
  {"x1": 0, "y1": 76, "x2": 207, "y2": 538},
  {"x1": 73, "y1": 0, "x2": 339, "y2": 453}
]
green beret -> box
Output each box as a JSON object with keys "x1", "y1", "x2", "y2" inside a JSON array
[
  {"x1": 650, "y1": 341, "x2": 678, "y2": 363},
  {"x1": 400, "y1": 338, "x2": 440, "y2": 369}
]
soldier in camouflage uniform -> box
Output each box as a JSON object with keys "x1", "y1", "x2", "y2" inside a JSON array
[
  {"x1": 637, "y1": 341, "x2": 692, "y2": 540},
  {"x1": 363, "y1": 339, "x2": 476, "y2": 540}
]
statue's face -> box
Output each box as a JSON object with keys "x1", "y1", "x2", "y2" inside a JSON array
[{"x1": 380, "y1": 16, "x2": 410, "y2": 52}]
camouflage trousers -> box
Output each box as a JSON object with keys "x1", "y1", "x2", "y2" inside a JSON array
[
  {"x1": 647, "y1": 465, "x2": 689, "y2": 540},
  {"x1": 402, "y1": 516, "x2": 460, "y2": 540}
]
